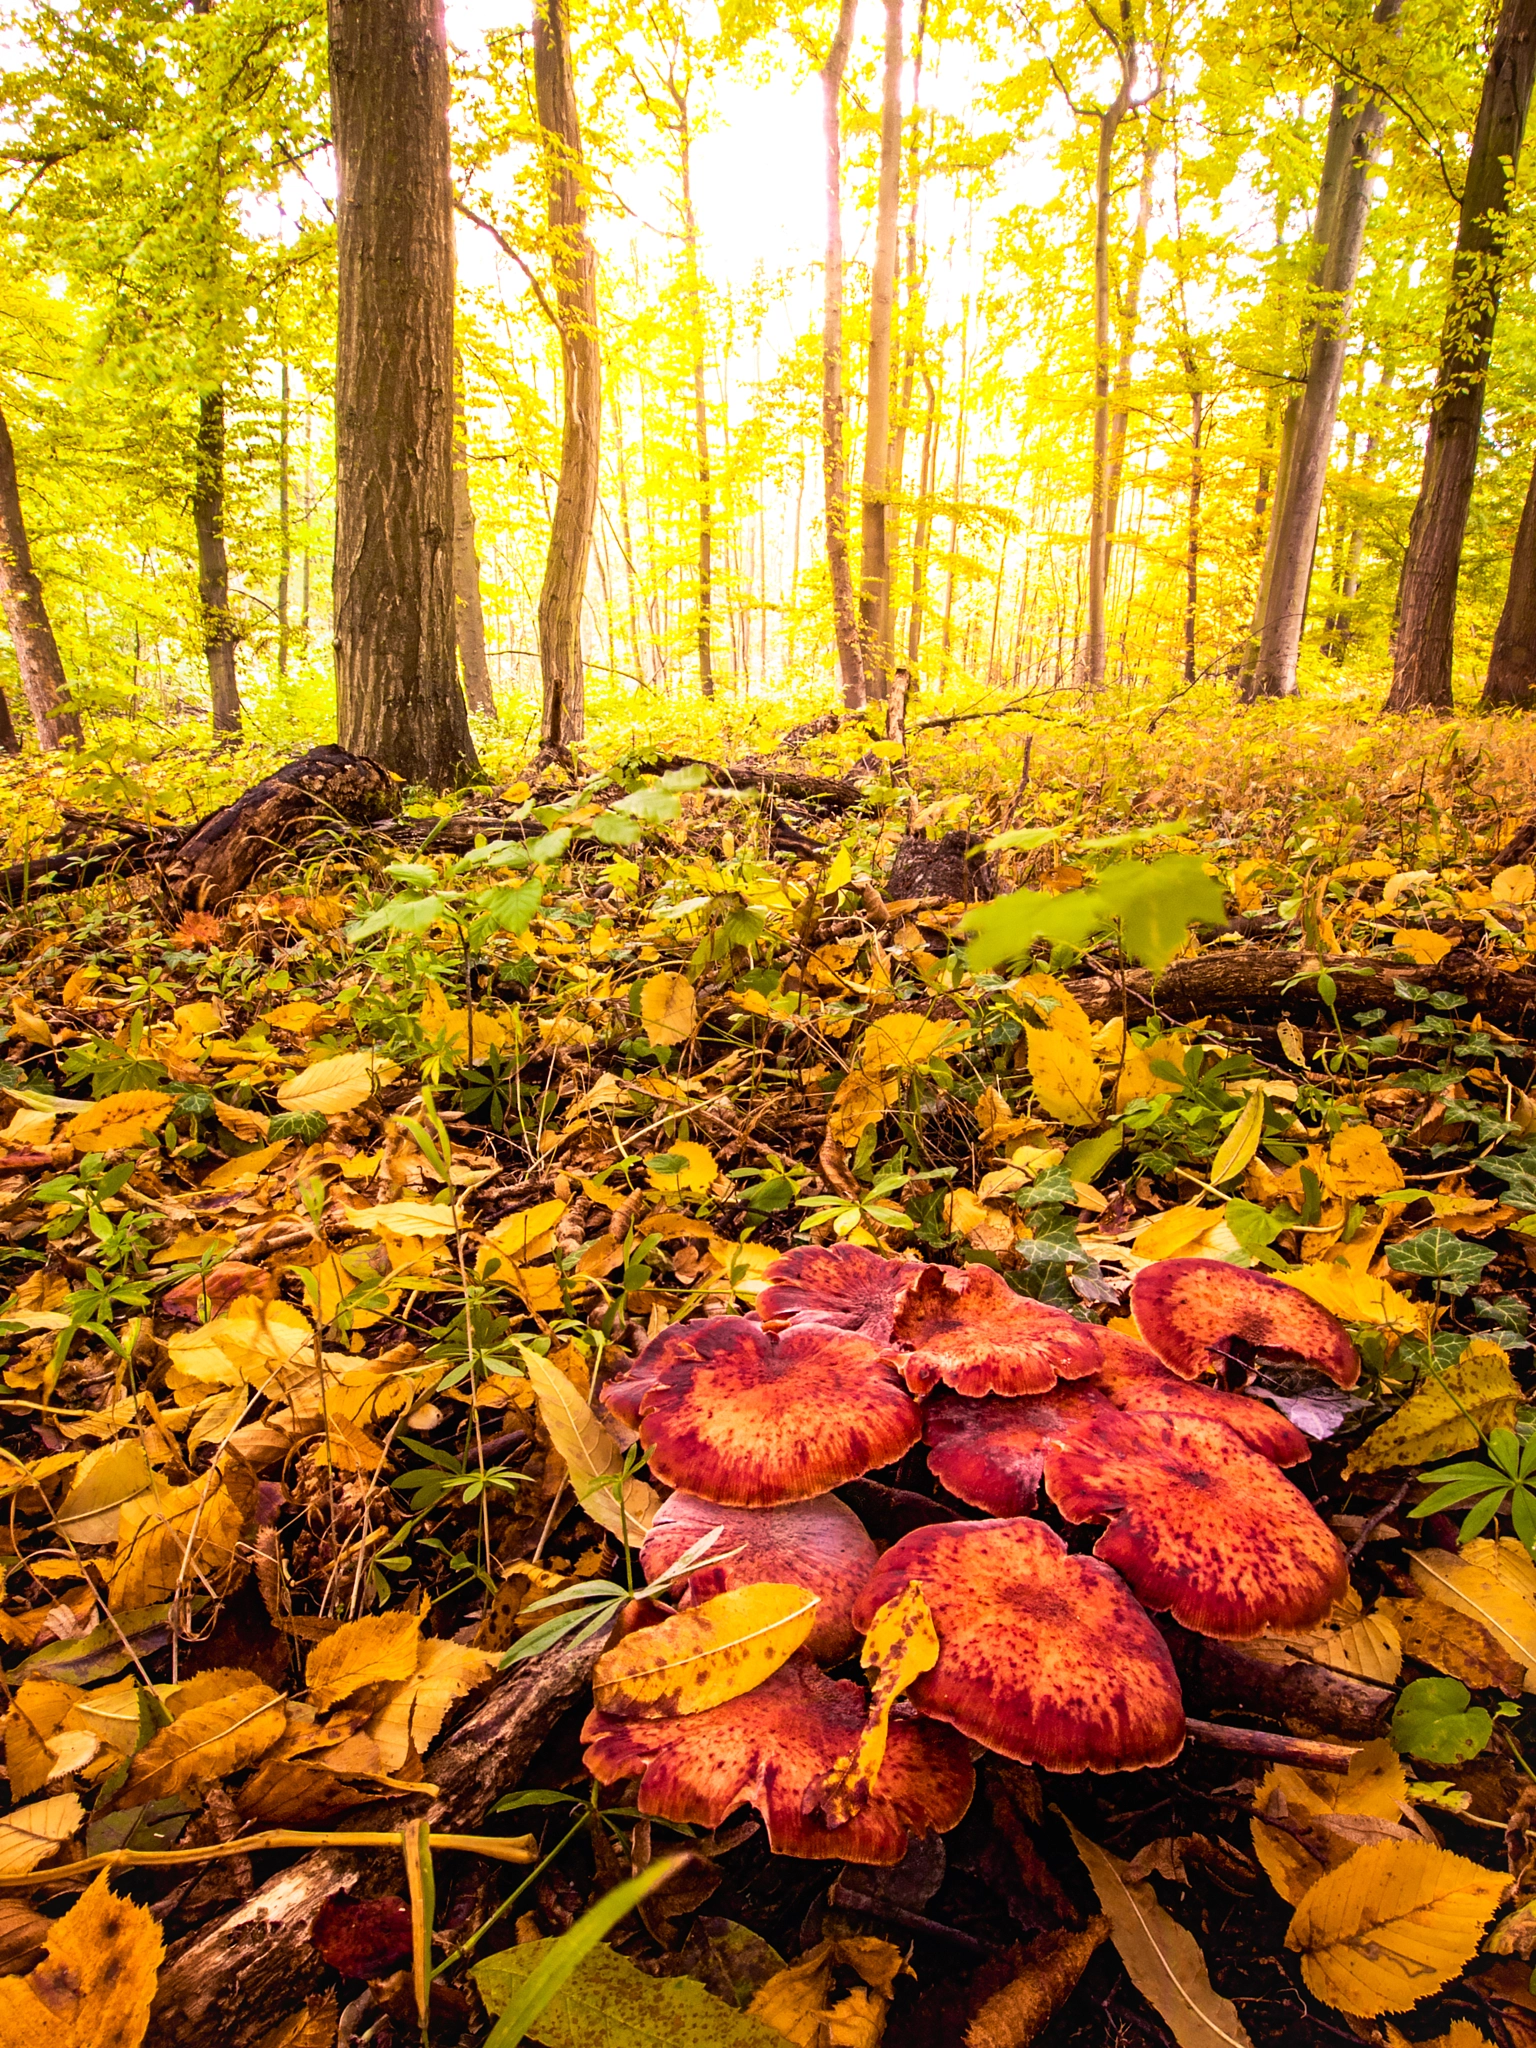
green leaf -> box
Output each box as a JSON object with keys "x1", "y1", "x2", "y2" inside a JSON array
[
  {"x1": 471, "y1": 879, "x2": 544, "y2": 940},
  {"x1": 613, "y1": 785, "x2": 683, "y2": 823},
  {"x1": 1061, "y1": 1126, "x2": 1123, "y2": 1184},
  {"x1": 347, "y1": 893, "x2": 446, "y2": 941},
  {"x1": 589, "y1": 811, "x2": 644, "y2": 845},
  {"x1": 474, "y1": 1922, "x2": 785, "y2": 2048},
  {"x1": 1385, "y1": 1230, "x2": 1497, "y2": 1296},
  {"x1": 1390, "y1": 1676, "x2": 1494, "y2": 1766},
  {"x1": 1224, "y1": 1198, "x2": 1284, "y2": 1254},
  {"x1": 1094, "y1": 855, "x2": 1228, "y2": 973},
  {"x1": 964, "y1": 885, "x2": 1109, "y2": 971}
]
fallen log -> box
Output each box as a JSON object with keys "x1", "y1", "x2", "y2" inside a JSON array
[
  {"x1": 1065, "y1": 946, "x2": 1536, "y2": 1033},
  {"x1": 146, "y1": 1633, "x2": 600, "y2": 2048}
]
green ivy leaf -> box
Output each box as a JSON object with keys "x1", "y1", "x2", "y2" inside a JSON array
[{"x1": 1385, "y1": 1229, "x2": 1497, "y2": 1296}]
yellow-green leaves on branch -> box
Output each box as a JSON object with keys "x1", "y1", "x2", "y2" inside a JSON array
[
  {"x1": 527, "y1": 1355, "x2": 658, "y2": 1544},
  {"x1": 592, "y1": 1583, "x2": 819, "y2": 1719},
  {"x1": 1285, "y1": 1840, "x2": 1507, "y2": 2017},
  {"x1": 813, "y1": 1581, "x2": 939, "y2": 1828},
  {"x1": 966, "y1": 855, "x2": 1226, "y2": 975}
]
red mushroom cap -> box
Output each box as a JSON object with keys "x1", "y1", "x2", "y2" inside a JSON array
[
  {"x1": 851, "y1": 1518, "x2": 1186, "y2": 1773},
  {"x1": 923, "y1": 1385, "x2": 1108, "y2": 1516},
  {"x1": 636, "y1": 1316, "x2": 922, "y2": 1507},
  {"x1": 893, "y1": 1263, "x2": 1102, "y2": 1398},
  {"x1": 758, "y1": 1243, "x2": 923, "y2": 1343},
  {"x1": 1130, "y1": 1258, "x2": 1359, "y2": 1388},
  {"x1": 640, "y1": 1492, "x2": 879, "y2": 1662},
  {"x1": 1045, "y1": 1408, "x2": 1347, "y2": 1637},
  {"x1": 1093, "y1": 1329, "x2": 1311, "y2": 1465},
  {"x1": 581, "y1": 1655, "x2": 974, "y2": 1863}
]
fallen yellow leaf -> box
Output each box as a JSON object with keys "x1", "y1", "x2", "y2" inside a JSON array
[
  {"x1": 814, "y1": 1581, "x2": 938, "y2": 1828},
  {"x1": 1025, "y1": 1025, "x2": 1101, "y2": 1126},
  {"x1": 306, "y1": 1605, "x2": 424, "y2": 1711},
  {"x1": 640, "y1": 973, "x2": 697, "y2": 1048},
  {"x1": 1251, "y1": 1738, "x2": 1409, "y2": 1906},
  {"x1": 65, "y1": 1090, "x2": 175, "y2": 1153},
  {"x1": 593, "y1": 1581, "x2": 818, "y2": 1718},
  {"x1": 1347, "y1": 1341, "x2": 1519, "y2": 1474},
  {"x1": 275, "y1": 1050, "x2": 378, "y2": 1116},
  {"x1": 0, "y1": 1870, "x2": 162, "y2": 2048}
]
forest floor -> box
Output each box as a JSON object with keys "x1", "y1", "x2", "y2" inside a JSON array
[{"x1": 2, "y1": 681, "x2": 1536, "y2": 2048}]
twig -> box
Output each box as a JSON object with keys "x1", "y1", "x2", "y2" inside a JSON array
[
  {"x1": 8, "y1": 1826, "x2": 536, "y2": 1893},
  {"x1": 1183, "y1": 1718, "x2": 1358, "y2": 1774},
  {"x1": 1345, "y1": 1477, "x2": 1413, "y2": 1564},
  {"x1": 828, "y1": 1879, "x2": 1000, "y2": 1952}
]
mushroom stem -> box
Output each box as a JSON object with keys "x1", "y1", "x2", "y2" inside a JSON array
[{"x1": 1183, "y1": 1717, "x2": 1359, "y2": 1775}]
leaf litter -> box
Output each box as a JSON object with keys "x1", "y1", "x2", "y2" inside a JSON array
[{"x1": 0, "y1": 729, "x2": 1535, "y2": 2045}]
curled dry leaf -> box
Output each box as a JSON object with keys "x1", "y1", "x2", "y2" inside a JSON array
[
  {"x1": 592, "y1": 1583, "x2": 820, "y2": 1720},
  {"x1": 1130, "y1": 1257, "x2": 1359, "y2": 1388},
  {"x1": 0, "y1": 1792, "x2": 83, "y2": 1877},
  {"x1": 528, "y1": 1352, "x2": 660, "y2": 1542},
  {"x1": 106, "y1": 1455, "x2": 254, "y2": 1612},
  {"x1": 810, "y1": 1581, "x2": 939, "y2": 1828},
  {"x1": 1285, "y1": 1839, "x2": 1508, "y2": 2017},
  {"x1": 852, "y1": 1518, "x2": 1186, "y2": 1773},
  {"x1": 0, "y1": 1872, "x2": 162, "y2": 2048},
  {"x1": 892, "y1": 1263, "x2": 1102, "y2": 1397},
  {"x1": 1068, "y1": 1821, "x2": 1254, "y2": 2048},
  {"x1": 1271, "y1": 1588, "x2": 1403, "y2": 1687},
  {"x1": 640, "y1": 1491, "x2": 877, "y2": 1663},
  {"x1": 1250, "y1": 1738, "x2": 1410, "y2": 1906},
  {"x1": 582, "y1": 1656, "x2": 974, "y2": 1863},
  {"x1": 965, "y1": 1918, "x2": 1110, "y2": 2048},
  {"x1": 748, "y1": 1932, "x2": 908, "y2": 2048},
  {"x1": 634, "y1": 1317, "x2": 920, "y2": 1508}
]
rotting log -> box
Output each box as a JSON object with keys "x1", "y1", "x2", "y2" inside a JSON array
[
  {"x1": 1066, "y1": 946, "x2": 1536, "y2": 1032},
  {"x1": 1171, "y1": 1629, "x2": 1393, "y2": 1742},
  {"x1": 146, "y1": 1633, "x2": 600, "y2": 2048}
]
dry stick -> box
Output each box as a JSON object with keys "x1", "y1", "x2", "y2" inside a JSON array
[
  {"x1": 1345, "y1": 1476, "x2": 1414, "y2": 1565},
  {"x1": 5, "y1": 1827, "x2": 537, "y2": 1893},
  {"x1": 1183, "y1": 1718, "x2": 1359, "y2": 1773}
]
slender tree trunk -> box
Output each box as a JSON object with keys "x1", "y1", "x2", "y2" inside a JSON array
[
  {"x1": 1083, "y1": 77, "x2": 1133, "y2": 691},
  {"x1": 451, "y1": 355, "x2": 495, "y2": 717},
  {"x1": 0, "y1": 688, "x2": 18, "y2": 755},
  {"x1": 0, "y1": 404, "x2": 80, "y2": 750},
  {"x1": 530, "y1": 0, "x2": 601, "y2": 752},
  {"x1": 193, "y1": 389, "x2": 242, "y2": 734},
  {"x1": 1185, "y1": 373, "x2": 1203, "y2": 685},
  {"x1": 856, "y1": 0, "x2": 903, "y2": 701},
  {"x1": 942, "y1": 294, "x2": 970, "y2": 668},
  {"x1": 821, "y1": 0, "x2": 864, "y2": 708},
  {"x1": 907, "y1": 368, "x2": 937, "y2": 668},
  {"x1": 1387, "y1": 0, "x2": 1536, "y2": 713},
  {"x1": 1483, "y1": 449, "x2": 1536, "y2": 705},
  {"x1": 1245, "y1": 33, "x2": 1394, "y2": 701},
  {"x1": 1322, "y1": 362, "x2": 1393, "y2": 660},
  {"x1": 277, "y1": 361, "x2": 291, "y2": 681},
  {"x1": 886, "y1": 0, "x2": 925, "y2": 673},
  {"x1": 328, "y1": 0, "x2": 477, "y2": 785},
  {"x1": 676, "y1": 112, "x2": 714, "y2": 700},
  {"x1": 1103, "y1": 115, "x2": 1160, "y2": 574}
]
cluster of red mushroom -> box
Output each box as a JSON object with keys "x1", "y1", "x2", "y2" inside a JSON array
[{"x1": 583, "y1": 1246, "x2": 1359, "y2": 1863}]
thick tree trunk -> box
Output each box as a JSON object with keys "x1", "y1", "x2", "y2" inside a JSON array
[
  {"x1": 821, "y1": 0, "x2": 865, "y2": 709},
  {"x1": 0, "y1": 689, "x2": 17, "y2": 755},
  {"x1": 328, "y1": 0, "x2": 477, "y2": 787},
  {"x1": 857, "y1": 0, "x2": 903, "y2": 701},
  {"x1": 1483, "y1": 447, "x2": 1536, "y2": 706},
  {"x1": 451, "y1": 359, "x2": 495, "y2": 717},
  {"x1": 1245, "y1": 54, "x2": 1391, "y2": 701},
  {"x1": 532, "y1": 0, "x2": 601, "y2": 753},
  {"x1": 194, "y1": 389, "x2": 242, "y2": 734},
  {"x1": 1387, "y1": 0, "x2": 1536, "y2": 713},
  {"x1": 0, "y1": 401, "x2": 82, "y2": 749}
]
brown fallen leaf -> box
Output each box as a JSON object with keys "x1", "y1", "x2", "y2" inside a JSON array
[
  {"x1": 1377, "y1": 1595, "x2": 1528, "y2": 1695},
  {"x1": 966, "y1": 1918, "x2": 1109, "y2": 2048}
]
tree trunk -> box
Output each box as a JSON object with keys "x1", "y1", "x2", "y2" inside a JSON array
[
  {"x1": 907, "y1": 368, "x2": 937, "y2": 668},
  {"x1": 1245, "y1": 51, "x2": 1392, "y2": 701},
  {"x1": 1103, "y1": 115, "x2": 1160, "y2": 575},
  {"x1": 886, "y1": 0, "x2": 926, "y2": 673},
  {"x1": 193, "y1": 389, "x2": 242, "y2": 735},
  {"x1": 277, "y1": 362, "x2": 290, "y2": 681},
  {"x1": 1083, "y1": 80, "x2": 1132, "y2": 692},
  {"x1": 328, "y1": 0, "x2": 475, "y2": 786},
  {"x1": 1387, "y1": 0, "x2": 1536, "y2": 713},
  {"x1": 1185, "y1": 374, "x2": 1203, "y2": 684},
  {"x1": 857, "y1": 0, "x2": 903, "y2": 700},
  {"x1": 0, "y1": 401, "x2": 82, "y2": 749},
  {"x1": 821, "y1": 0, "x2": 865, "y2": 709},
  {"x1": 676, "y1": 106, "x2": 714, "y2": 700},
  {"x1": 451, "y1": 356, "x2": 495, "y2": 717},
  {"x1": 1482, "y1": 446, "x2": 1536, "y2": 706},
  {"x1": 531, "y1": 0, "x2": 601, "y2": 753},
  {"x1": 0, "y1": 689, "x2": 17, "y2": 755}
]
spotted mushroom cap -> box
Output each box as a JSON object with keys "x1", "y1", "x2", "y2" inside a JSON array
[
  {"x1": 758, "y1": 1242, "x2": 923, "y2": 1343},
  {"x1": 581, "y1": 1655, "x2": 974, "y2": 1863},
  {"x1": 1130, "y1": 1257, "x2": 1359, "y2": 1388},
  {"x1": 892, "y1": 1262, "x2": 1103, "y2": 1398},
  {"x1": 851, "y1": 1517, "x2": 1186, "y2": 1773},
  {"x1": 1093, "y1": 1328, "x2": 1311, "y2": 1465},
  {"x1": 640, "y1": 1491, "x2": 879, "y2": 1663},
  {"x1": 634, "y1": 1315, "x2": 922, "y2": 1507}
]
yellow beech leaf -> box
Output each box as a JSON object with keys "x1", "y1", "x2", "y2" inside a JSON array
[
  {"x1": 213, "y1": 1098, "x2": 269, "y2": 1143},
  {"x1": 1251, "y1": 1738, "x2": 1410, "y2": 1906},
  {"x1": 1025, "y1": 1026, "x2": 1101, "y2": 1127},
  {"x1": 1407, "y1": 1540, "x2": 1536, "y2": 1690},
  {"x1": 0, "y1": 1870, "x2": 162, "y2": 2048},
  {"x1": 0, "y1": 1792, "x2": 83, "y2": 1877},
  {"x1": 1068, "y1": 1821, "x2": 1253, "y2": 2048},
  {"x1": 275, "y1": 1050, "x2": 377, "y2": 1116},
  {"x1": 592, "y1": 1582, "x2": 819, "y2": 1718},
  {"x1": 479, "y1": 1200, "x2": 566, "y2": 1268},
  {"x1": 1116, "y1": 1032, "x2": 1188, "y2": 1110},
  {"x1": 860, "y1": 1012, "x2": 966, "y2": 1074},
  {"x1": 9, "y1": 998, "x2": 52, "y2": 1048},
  {"x1": 976, "y1": 1084, "x2": 1032, "y2": 1146},
  {"x1": 1376, "y1": 1596, "x2": 1528, "y2": 1695},
  {"x1": 1285, "y1": 1839, "x2": 1506, "y2": 2017},
  {"x1": 1271, "y1": 1587, "x2": 1403, "y2": 1687},
  {"x1": 1280, "y1": 1264, "x2": 1427, "y2": 1337},
  {"x1": 1328, "y1": 1124, "x2": 1404, "y2": 1199},
  {"x1": 1347, "y1": 1342, "x2": 1519, "y2": 1474},
  {"x1": 305, "y1": 1605, "x2": 424, "y2": 1711},
  {"x1": 1492, "y1": 865, "x2": 1535, "y2": 905},
  {"x1": 54, "y1": 1441, "x2": 155, "y2": 1547},
  {"x1": 366, "y1": 1638, "x2": 495, "y2": 1772},
  {"x1": 1011, "y1": 972, "x2": 1094, "y2": 1049},
  {"x1": 65, "y1": 1090, "x2": 175, "y2": 1153},
  {"x1": 119, "y1": 1680, "x2": 286, "y2": 1803},
  {"x1": 640, "y1": 973, "x2": 696, "y2": 1048},
  {"x1": 1392, "y1": 929, "x2": 1456, "y2": 967},
  {"x1": 526, "y1": 1354, "x2": 659, "y2": 1543},
  {"x1": 814, "y1": 1582, "x2": 939, "y2": 1828},
  {"x1": 1134, "y1": 1204, "x2": 1224, "y2": 1262},
  {"x1": 106, "y1": 1461, "x2": 252, "y2": 1612},
  {"x1": 645, "y1": 1140, "x2": 718, "y2": 1198},
  {"x1": 828, "y1": 1069, "x2": 898, "y2": 1147},
  {"x1": 347, "y1": 1199, "x2": 459, "y2": 1239},
  {"x1": 263, "y1": 1000, "x2": 331, "y2": 1036},
  {"x1": 1210, "y1": 1089, "x2": 1266, "y2": 1187}
]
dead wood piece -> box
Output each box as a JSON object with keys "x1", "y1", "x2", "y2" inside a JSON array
[
  {"x1": 0, "y1": 820, "x2": 182, "y2": 908},
  {"x1": 147, "y1": 1634, "x2": 600, "y2": 2048},
  {"x1": 1065, "y1": 946, "x2": 1536, "y2": 1033},
  {"x1": 885, "y1": 831, "x2": 999, "y2": 904},
  {"x1": 1184, "y1": 1718, "x2": 1359, "y2": 1774},
  {"x1": 1174, "y1": 1631, "x2": 1392, "y2": 1741},
  {"x1": 167, "y1": 745, "x2": 395, "y2": 911},
  {"x1": 637, "y1": 752, "x2": 867, "y2": 809}
]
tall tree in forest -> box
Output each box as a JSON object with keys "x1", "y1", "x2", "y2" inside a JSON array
[
  {"x1": 452, "y1": 355, "x2": 495, "y2": 717},
  {"x1": 190, "y1": 0, "x2": 241, "y2": 736},
  {"x1": 818, "y1": 0, "x2": 865, "y2": 709},
  {"x1": 532, "y1": 0, "x2": 601, "y2": 754},
  {"x1": 858, "y1": 0, "x2": 903, "y2": 699},
  {"x1": 1241, "y1": 8, "x2": 1397, "y2": 704},
  {"x1": 328, "y1": 0, "x2": 476, "y2": 784},
  {"x1": 1386, "y1": 0, "x2": 1536, "y2": 713},
  {"x1": 0, "y1": 400, "x2": 81, "y2": 748},
  {"x1": 1482, "y1": 448, "x2": 1536, "y2": 706}
]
